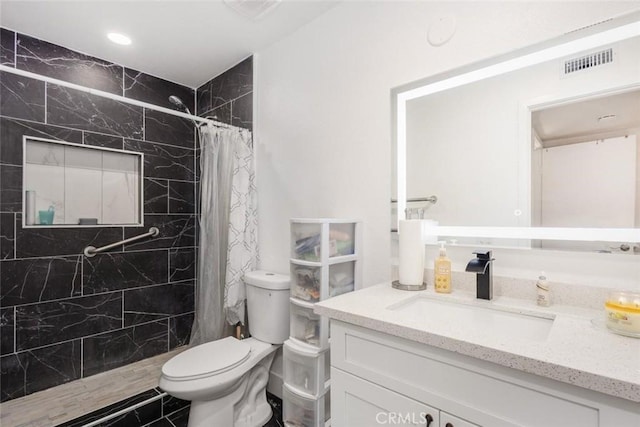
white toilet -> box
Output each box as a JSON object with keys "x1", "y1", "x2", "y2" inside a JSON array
[{"x1": 160, "y1": 271, "x2": 290, "y2": 427}]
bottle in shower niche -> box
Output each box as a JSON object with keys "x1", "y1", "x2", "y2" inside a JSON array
[
  {"x1": 536, "y1": 273, "x2": 550, "y2": 307},
  {"x1": 434, "y1": 242, "x2": 451, "y2": 293}
]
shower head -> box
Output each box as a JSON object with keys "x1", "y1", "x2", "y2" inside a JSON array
[{"x1": 168, "y1": 95, "x2": 192, "y2": 115}]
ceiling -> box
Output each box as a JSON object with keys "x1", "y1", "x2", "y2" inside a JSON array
[
  {"x1": 0, "y1": 0, "x2": 338, "y2": 88},
  {"x1": 532, "y1": 89, "x2": 640, "y2": 147}
]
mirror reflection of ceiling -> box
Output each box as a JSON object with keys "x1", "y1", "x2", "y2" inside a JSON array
[{"x1": 532, "y1": 89, "x2": 640, "y2": 148}]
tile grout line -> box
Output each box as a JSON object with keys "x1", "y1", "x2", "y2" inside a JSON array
[
  {"x1": 13, "y1": 211, "x2": 17, "y2": 259},
  {"x1": 13, "y1": 305, "x2": 17, "y2": 353},
  {"x1": 122, "y1": 289, "x2": 125, "y2": 329},
  {"x1": 80, "y1": 337, "x2": 84, "y2": 380},
  {"x1": 7, "y1": 311, "x2": 196, "y2": 355},
  {"x1": 44, "y1": 82, "x2": 47, "y2": 124},
  {"x1": 0, "y1": 113, "x2": 198, "y2": 152},
  {"x1": 0, "y1": 244, "x2": 198, "y2": 262},
  {"x1": 143, "y1": 107, "x2": 146, "y2": 141},
  {"x1": 80, "y1": 250, "x2": 84, "y2": 296}
]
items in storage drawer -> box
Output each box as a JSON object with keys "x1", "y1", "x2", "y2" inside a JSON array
[
  {"x1": 284, "y1": 339, "x2": 330, "y2": 397},
  {"x1": 292, "y1": 262, "x2": 356, "y2": 302},
  {"x1": 292, "y1": 222, "x2": 355, "y2": 261},
  {"x1": 290, "y1": 300, "x2": 328, "y2": 348},
  {"x1": 329, "y1": 262, "x2": 355, "y2": 298},
  {"x1": 291, "y1": 266, "x2": 321, "y2": 302},
  {"x1": 295, "y1": 234, "x2": 322, "y2": 261},
  {"x1": 283, "y1": 385, "x2": 331, "y2": 427},
  {"x1": 329, "y1": 223, "x2": 355, "y2": 257}
]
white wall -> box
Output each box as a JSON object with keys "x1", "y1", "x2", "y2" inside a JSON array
[{"x1": 255, "y1": 1, "x2": 640, "y2": 288}]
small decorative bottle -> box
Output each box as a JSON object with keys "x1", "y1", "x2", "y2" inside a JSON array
[{"x1": 536, "y1": 273, "x2": 550, "y2": 307}]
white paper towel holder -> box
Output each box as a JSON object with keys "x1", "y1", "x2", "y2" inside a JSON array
[{"x1": 392, "y1": 280, "x2": 426, "y2": 291}]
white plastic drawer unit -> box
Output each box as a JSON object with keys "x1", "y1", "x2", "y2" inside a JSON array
[
  {"x1": 284, "y1": 339, "x2": 330, "y2": 397},
  {"x1": 291, "y1": 262, "x2": 355, "y2": 303},
  {"x1": 283, "y1": 384, "x2": 330, "y2": 427},
  {"x1": 291, "y1": 220, "x2": 356, "y2": 262},
  {"x1": 289, "y1": 298, "x2": 329, "y2": 350}
]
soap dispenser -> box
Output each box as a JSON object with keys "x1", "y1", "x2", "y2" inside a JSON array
[{"x1": 434, "y1": 241, "x2": 452, "y2": 293}]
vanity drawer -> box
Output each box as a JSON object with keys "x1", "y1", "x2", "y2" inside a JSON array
[
  {"x1": 284, "y1": 339, "x2": 330, "y2": 397},
  {"x1": 332, "y1": 368, "x2": 439, "y2": 427},
  {"x1": 283, "y1": 384, "x2": 330, "y2": 427},
  {"x1": 290, "y1": 299, "x2": 329, "y2": 350}
]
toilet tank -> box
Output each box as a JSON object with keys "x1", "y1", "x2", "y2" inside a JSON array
[{"x1": 244, "y1": 270, "x2": 290, "y2": 344}]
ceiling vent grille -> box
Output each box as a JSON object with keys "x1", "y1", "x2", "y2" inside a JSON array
[
  {"x1": 564, "y1": 48, "x2": 614, "y2": 75},
  {"x1": 224, "y1": 0, "x2": 282, "y2": 20}
]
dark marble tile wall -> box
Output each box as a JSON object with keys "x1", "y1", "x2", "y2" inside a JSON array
[
  {"x1": 196, "y1": 56, "x2": 253, "y2": 130},
  {"x1": 0, "y1": 28, "x2": 198, "y2": 403}
]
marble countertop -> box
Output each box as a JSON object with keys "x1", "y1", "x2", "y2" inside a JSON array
[{"x1": 314, "y1": 283, "x2": 640, "y2": 402}]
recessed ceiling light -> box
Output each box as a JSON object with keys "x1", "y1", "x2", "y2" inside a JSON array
[{"x1": 107, "y1": 32, "x2": 132, "y2": 46}]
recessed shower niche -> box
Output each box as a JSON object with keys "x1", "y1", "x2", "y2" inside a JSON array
[{"x1": 23, "y1": 137, "x2": 143, "y2": 227}]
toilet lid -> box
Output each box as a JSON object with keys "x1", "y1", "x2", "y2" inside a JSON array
[{"x1": 162, "y1": 337, "x2": 251, "y2": 381}]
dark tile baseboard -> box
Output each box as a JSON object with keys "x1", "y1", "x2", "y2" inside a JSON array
[{"x1": 55, "y1": 390, "x2": 283, "y2": 427}]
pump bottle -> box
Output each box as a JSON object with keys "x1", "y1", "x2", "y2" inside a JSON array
[{"x1": 434, "y1": 242, "x2": 452, "y2": 293}]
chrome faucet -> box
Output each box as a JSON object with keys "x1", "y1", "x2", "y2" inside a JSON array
[{"x1": 465, "y1": 251, "x2": 494, "y2": 300}]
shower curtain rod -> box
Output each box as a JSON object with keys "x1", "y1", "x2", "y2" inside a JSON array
[{"x1": 0, "y1": 64, "x2": 241, "y2": 130}]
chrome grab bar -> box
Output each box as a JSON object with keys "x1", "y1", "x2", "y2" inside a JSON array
[
  {"x1": 390, "y1": 196, "x2": 438, "y2": 204},
  {"x1": 83, "y1": 227, "x2": 160, "y2": 257}
]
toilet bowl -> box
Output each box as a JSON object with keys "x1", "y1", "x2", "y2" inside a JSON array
[{"x1": 159, "y1": 271, "x2": 290, "y2": 427}]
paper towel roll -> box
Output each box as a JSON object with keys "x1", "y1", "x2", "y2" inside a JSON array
[
  {"x1": 398, "y1": 220, "x2": 425, "y2": 285},
  {"x1": 25, "y1": 191, "x2": 36, "y2": 226}
]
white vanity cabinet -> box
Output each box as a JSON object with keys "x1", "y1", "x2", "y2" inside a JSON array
[{"x1": 330, "y1": 321, "x2": 640, "y2": 427}]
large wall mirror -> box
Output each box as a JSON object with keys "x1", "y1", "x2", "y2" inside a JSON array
[
  {"x1": 392, "y1": 10, "x2": 640, "y2": 252},
  {"x1": 23, "y1": 137, "x2": 143, "y2": 227}
]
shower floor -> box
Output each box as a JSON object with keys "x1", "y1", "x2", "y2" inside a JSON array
[
  {"x1": 0, "y1": 345, "x2": 284, "y2": 427},
  {"x1": 0, "y1": 347, "x2": 186, "y2": 427}
]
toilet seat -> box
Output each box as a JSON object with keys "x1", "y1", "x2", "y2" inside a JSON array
[{"x1": 162, "y1": 337, "x2": 251, "y2": 381}]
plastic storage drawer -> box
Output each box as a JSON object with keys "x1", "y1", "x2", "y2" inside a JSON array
[
  {"x1": 284, "y1": 339, "x2": 330, "y2": 397},
  {"x1": 291, "y1": 222, "x2": 322, "y2": 262},
  {"x1": 291, "y1": 263, "x2": 321, "y2": 303},
  {"x1": 289, "y1": 299, "x2": 329, "y2": 350},
  {"x1": 283, "y1": 384, "x2": 330, "y2": 427},
  {"x1": 291, "y1": 261, "x2": 355, "y2": 302},
  {"x1": 328, "y1": 261, "x2": 355, "y2": 298},
  {"x1": 328, "y1": 222, "x2": 355, "y2": 258},
  {"x1": 291, "y1": 220, "x2": 356, "y2": 262}
]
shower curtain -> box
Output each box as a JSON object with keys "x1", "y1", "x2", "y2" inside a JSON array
[{"x1": 190, "y1": 123, "x2": 257, "y2": 346}]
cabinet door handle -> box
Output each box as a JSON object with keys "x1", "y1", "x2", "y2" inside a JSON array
[{"x1": 425, "y1": 414, "x2": 434, "y2": 426}]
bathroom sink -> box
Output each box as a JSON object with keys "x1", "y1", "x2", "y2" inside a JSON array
[{"x1": 387, "y1": 296, "x2": 555, "y2": 342}]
